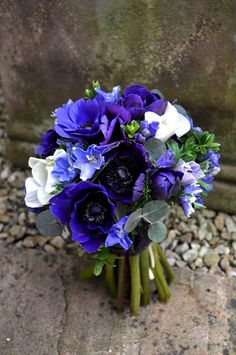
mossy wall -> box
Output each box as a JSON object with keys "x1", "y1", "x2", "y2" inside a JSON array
[{"x1": 0, "y1": 0, "x2": 236, "y2": 167}]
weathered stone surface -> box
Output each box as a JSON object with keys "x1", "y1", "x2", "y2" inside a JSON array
[
  {"x1": 0, "y1": 244, "x2": 235, "y2": 354},
  {"x1": 206, "y1": 181, "x2": 236, "y2": 214},
  {"x1": 0, "y1": 0, "x2": 236, "y2": 167}
]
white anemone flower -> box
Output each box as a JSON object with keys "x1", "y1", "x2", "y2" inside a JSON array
[
  {"x1": 24, "y1": 149, "x2": 66, "y2": 208},
  {"x1": 145, "y1": 102, "x2": 191, "y2": 142}
]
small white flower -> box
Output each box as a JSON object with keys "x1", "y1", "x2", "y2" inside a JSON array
[
  {"x1": 145, "y1": 102, "x2": 191, "y2": 142},
  {"x1": 24, "y1": 149, "x2": 66, "y2": 208}
]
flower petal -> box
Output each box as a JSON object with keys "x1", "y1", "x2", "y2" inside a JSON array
[
  {"x1": 31, "y1": 161, "x2": 48, "y2": 186},
  {"x1": 24, "y1": 177, "x2": 43, "y2": 208}
]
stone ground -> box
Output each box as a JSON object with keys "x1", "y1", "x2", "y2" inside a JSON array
[
  {"x1": 0, "y1": 244, "x2": 236, "y2": 355},
  {"x1": 1, "y1": 87, "x2": 236, "y2": 354}
]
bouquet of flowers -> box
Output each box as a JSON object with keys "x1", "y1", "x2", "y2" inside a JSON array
[{"x1": 24, "y1": 82, "x2": 220, "y2": 315}]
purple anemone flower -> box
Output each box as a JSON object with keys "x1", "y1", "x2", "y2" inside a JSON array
[
  {"x1": 50, "y1": 182, "x2": 115, "y2": 252},
  {"x1": 123, "y1": 85, "x2": 167, "y2": 119},
  {"x1": 151, "y1": 169, "x2": 183, "y2": 200},
  {"x1": 54, "y1": 98, "x2": 105, "y2": 142},
  {"x1": 35, "y1": 129, "x2": 59, "y2": 158},
  {"x1": 105, "y1": 216, "x2": 132, "y2": 251},
  {"x1": 99, "y1": 142, "x2": 148, "y2": 203},
  {"x1": 100, "y1": 102, "x2": 131, "y2": 144}
]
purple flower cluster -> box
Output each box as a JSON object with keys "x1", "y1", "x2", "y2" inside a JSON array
[{"x1": 28, "y1": 83, "x2": 220, "y2": 253}]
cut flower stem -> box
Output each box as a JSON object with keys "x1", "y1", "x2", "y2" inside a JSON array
[
  {"x1": 129, "y1": 255, "x2": 141, "y2": 316},
  {"x1": 116, "y1": 257, "x2": 126, "y2": 313},
  {"x1": 105, "y1": 254, "x2": 117, "y2": 298},
  {"x1": 140, "y1": 248, "x2": 150, "y2": 306}
]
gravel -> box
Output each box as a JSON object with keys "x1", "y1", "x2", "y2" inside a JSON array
[{"x1": 0, "y1": 87, "x2": 236, "y2": 276}]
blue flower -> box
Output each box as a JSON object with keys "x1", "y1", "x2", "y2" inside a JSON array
[
  {"x1": 151, "y1": 169, "x2": 183, "y2": 200},
  {"x1": 105, "y1": 216, "x2": 132, "y2": 250},
  {"x1": 179, "y1": 183, "x2": 202, "y2": 217},
  {"x1": 99, "y1": 142, "x2": 148, "y2": 203},
  {"x1": 175, "y1": 160, "x2": 205, "y2": 186},
  {"x1": 50, "y1": 182, "x2": 115, "y2": 253},
  {"x1": 201, "y1": 149, "x2": 220, "y2": 175},
  {"x1": 72, "y1": 144, "x2": 106, "y2": 181},
  {"x1": 156, "y1": 150, "x2": 175, "y2": 169},
  {"x1": 54, "y1": 98, "x2": 105, "y2": 142},
  {"x1": 100, "y1": 102, "x2": 130, "y2": 144},
  {"x1": 123, "y1": 84, "x2": 167, "y2": 119},
  {"x1": 95, "y1": 85, "x2": 121, "y2": 103},
  {"x1": 35, "y1": 129, "x2": 59, "y2": 158},
  {"x1": 51, "y1": 150, "x2": 77, "y2": 183},
  {"x1": 134, "y1": 120, "x2": 159, "y2": 143}
]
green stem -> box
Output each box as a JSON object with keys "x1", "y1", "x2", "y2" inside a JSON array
[
  {"x1": 105, "y1": 255, "x2": 117, "y2": 298},
  {"x1": 129, "y1": 255, "x2": 141, "y2": 316},
  {"x1": 156, "y1": 244, "x2": 175, "y2": 284},
  {"x1": 79, "y1": 265, "x2": 95, "y2": 280},
  {"x1": 116, "y1": 257, "x2": 126, "y2": 313},
  {"x1": 152, "y1": 245, "x2": 171, "y2": 301},
  {"x1": 140, "y1": 248, "x2": 150, "y2": 306}
]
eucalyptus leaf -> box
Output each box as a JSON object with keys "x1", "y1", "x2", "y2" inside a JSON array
[
  {"x1": 148, "y1": 221, "x2": 167, "y2": 242},
  {"x1": 142, "y1": 200, "x2": 168, "y2": 223},
  {"x1": 36, "y1": 209, "x2": 62, "y2": 237},
  {"x1": 115, "y1": 203, "x2": 128, "y2": 220},
  {"x1": 144, "y1": 138, "x2": 166, "y2": 164},
  {"x1": 93, "y1": 259, "x2": 105, "y2": 276},
  {"x1": 124, "y1": 208, "x2": 142, "y2": 233},
  {"x1": 174, "y1": 104, "x2": 188, "y2": 117},
  {"x1": 151, "y1": 88, "x2": 165, "y2": 99}
]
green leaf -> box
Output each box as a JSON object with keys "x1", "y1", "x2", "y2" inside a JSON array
[
  {"x1": 151, "y1": 88, "x2": 165, "y2": 98},
  {"x1": 174, "y1": 104, "x2": 188, "y2": 117},
  {"x1": 93, "y1": 247, "x2": 110, "y2": 276},
  {"x1": 94, "y1": 259, "x2": 105, "y2": 276},
  {"x1": 36, "y1": 209, "x2": 63, "y2": 237},
  {"x1": 193, "y1": 202, "x2": 206, "y2": 210},
  {"x1": 115, "y1": 203, "x2": 128, "y2": 220},
  {"x1": 148, "y1": 221, "x2": 167, "y2": 242},
  {"x1": 84, "y1": 80, "x2": 100, "y2": 99},
  {"x1": 142, "y1": 200, "x2": 168, "y2": 223},
  {"x1": 121, "y1": 120, "x2": 140, "y2": 138},
  {"x1": 144, "y1": 137, "x2": 166, "y2": 164},
  {"x1": 124, "y1": 208, "x2": 142, "y2": 233},
  {"x1": 167, "y1": 139, "x2": 182, "y2": 163}
]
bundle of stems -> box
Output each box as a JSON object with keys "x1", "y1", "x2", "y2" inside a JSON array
[{"x1": 105, "y1": 243, "x2": 175, "y2": 316}]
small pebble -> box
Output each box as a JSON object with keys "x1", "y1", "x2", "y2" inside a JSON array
[
  {"x1": 23, "y1": 236, "x2": 37, "y2": 248},
  {"x1": 182, "y1": 249, "x2": 198, "y2": 262},
  {"x1": 204, "y1": 251, "x2": 220, "y2": 267},
  {"x1": 214, "y1": 215, "x2": 225, "y2": 231},
  {"x1": 214, "y1": 245, "x2": 230, "y2": 255}
]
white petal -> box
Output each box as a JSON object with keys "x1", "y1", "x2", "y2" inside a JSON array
[
  {"x1": 45, "y1": 166, "x2": 59, "y2": 193},
  {"x1": 28, "y1": 157, "x2": 46, "y2": 168},
  {"x1": 155, "y1": 123, "x2": 173, "y2": 142},
  {"x1": 53, "y1": 149, "x2": 67, "y2": 159},
  {"x1": 173, "y1": 113, "x2": 191, "y2": 138},
  {"x1": 31, "y1": 161, "x2": 48, "y2": 186},
  {"x1": 37, "y1": 186, "x2": 51, "y2": 205},
  {"x1": 24, "y1": 177, "x2": 43, "y2": 208},
  {"x1": 144, "y1": 111, "x2": 160, "y2": 124},
  {"x1": 160, "y1": 102, "x2": 178, "y2": 123}
]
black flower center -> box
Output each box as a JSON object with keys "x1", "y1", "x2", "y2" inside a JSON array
[
  {"x1": 82, "y1": 201, "x2": 107, "y2": 224},
  {"x1": 104, "y1": 157, "x2": 138, "y2": 195}
]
